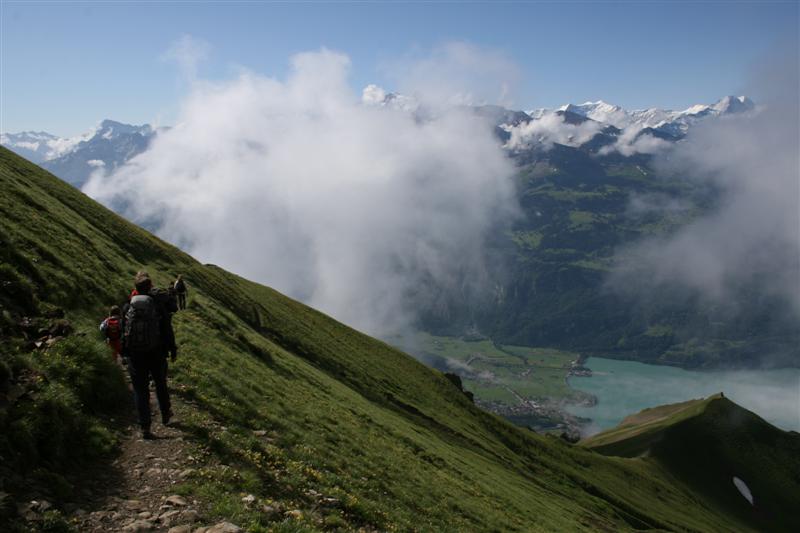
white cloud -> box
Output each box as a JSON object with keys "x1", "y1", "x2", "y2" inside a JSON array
[
  {"x1": 503, "y1": 112, "x2": 603, "y2": 151},
  {"x1": 599, "y1": 125, "x2": 670, "y2": 156},
  {"x1": 86, "y1": 159, "x2": 105, "y2": 167},
  {"x1": 85, "y1": 47, "x2": 518, "y2": 336},
  {"x1": 361, "y1": 84, "x2": 386, "y2": 105}
]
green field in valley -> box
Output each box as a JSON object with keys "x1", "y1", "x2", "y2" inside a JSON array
[
  {"x1": 417, "y1": 332, "x2": 580, "y2": 398},
  {"x1": 396, "y1": 332, "x2": 593, "y2": 433}
]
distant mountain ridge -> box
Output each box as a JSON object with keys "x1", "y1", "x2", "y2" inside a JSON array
[
  {"x1": 363, "y1": 87, "x2": 755, "y2": 138},
  {"x1": 2, "y1": 95, "x2": 753, "y2": 187},
  {"x1": 0, "y1": 130, "x2": 80, "y2": 164},
  {"x1": 550, "y1": 95, "x2": 755, "y2": 137},
  {"x1": 1, "y1": 119, "x2": 156, "y2": 186}
]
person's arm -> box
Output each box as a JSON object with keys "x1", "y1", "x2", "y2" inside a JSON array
[{"x1": 100, "y1": 318, "x2": 108, "y2": 332}]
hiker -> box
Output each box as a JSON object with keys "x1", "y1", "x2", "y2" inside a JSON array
[
  {"x1": 122, "y1": 271, "x2": 178, "y2": 439},
  {"x1": 99, "y1": 305, "x2": 123, "y2": 363},
  {"x1": 174, "y1": 274, "x2": 188, "y2": 310}
]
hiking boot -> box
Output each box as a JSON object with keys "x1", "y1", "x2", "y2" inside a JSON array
[
  {"x1": 162, "y1": 409, "x2": 174, "y2": 426},
  {"x1": 141, "y1": 427, "x2": 155, "y2": 440}
]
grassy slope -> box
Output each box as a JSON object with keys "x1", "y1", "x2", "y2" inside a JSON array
[
  {"x1": 0, "y1": 146, "x2": 785, "y2": 531},
  {"x1": 582, "y1": 394, "x2": 800, "y2": 532}
]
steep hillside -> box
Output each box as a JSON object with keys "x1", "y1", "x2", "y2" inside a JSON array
[
  {"x1": 0, "y1": 146, "x2": 794, "y2": 531},
  {"x1": 582, "y1": 394, "x2": 800, "y2": 532}
]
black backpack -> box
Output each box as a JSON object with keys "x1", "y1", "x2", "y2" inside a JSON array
[{"x1": 124, "y1": 294, "x2": 161, "y2": 354}]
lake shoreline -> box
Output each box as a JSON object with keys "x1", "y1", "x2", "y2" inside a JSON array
[{"x1": 565, "y1": 356, "x2": 800, "y2": 435}]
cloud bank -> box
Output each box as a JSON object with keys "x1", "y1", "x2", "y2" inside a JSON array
[
  {"x1": 85, "y1": 47, "x2": 517, "y2": 336},
  {"x1": 502, "y1": 112, "x2": 604, "y2": 151},
  {"x1": 598, "y1": 126, "x2": 670, "y2": 157}
]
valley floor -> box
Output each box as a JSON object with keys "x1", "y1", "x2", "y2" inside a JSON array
[{"x1": 394, "y1": 332, "x2": 594, "y2": 436}]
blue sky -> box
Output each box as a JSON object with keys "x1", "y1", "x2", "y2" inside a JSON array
[{"x1": 2, "y1": 1, "x2": 797, "y2": 136}]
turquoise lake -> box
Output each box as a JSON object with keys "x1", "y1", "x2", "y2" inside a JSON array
[{"x1": 567, "y1": 357, "x2": 800, "y2": 435}]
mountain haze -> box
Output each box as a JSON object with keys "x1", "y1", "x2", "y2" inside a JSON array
[{"x1": 1, "y1": 95, "x2": 750, "y2": 187}]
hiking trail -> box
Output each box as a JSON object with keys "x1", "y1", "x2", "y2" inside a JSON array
[
  {"x1": 71, "y1": 394, "x2": 223, "y2": 533},
  {"x1": 67, "y1": 390, "x2": 241, "y2": 533}
]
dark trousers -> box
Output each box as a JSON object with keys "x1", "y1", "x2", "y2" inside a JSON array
[
  {"x1": 128, "y1": 353, "x2": 170, "y2": 429},
  {"x1": 177, "y1": 292, "x2": 186, "y2": 310}
]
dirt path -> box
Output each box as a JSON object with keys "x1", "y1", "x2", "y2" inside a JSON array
[
  {"x1": 43, "y1": 358, "x2": 242, "y2": 533},
  {"x1": 68, "y1": 392, "x2": 213, "y2": 533}
]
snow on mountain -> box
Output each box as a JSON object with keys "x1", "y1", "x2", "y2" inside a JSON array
[
  {"x1": 550, "y1": 96, "x2": 755, "y2": 137},
  {"x1": 2, "y1": 95, "x2": 755, "y2": 187},
  {"x1": 511, "y1": 95, "x2": 756, "y2": 154},
  {"x1": 42, "y1": 120, "x2": 156, "y2": 186},
  {"x1": 1, "y1": 131, "x2": 64, "y2": 163},
  {"x1": 712, "y1": 95, "x2": 755, "y2": 114},
  {"x1": 557, "y1": 101, "x2": 630, "y2": 129},
  {"x1": 1, "y1": 119, "x2": 157, "y2": 187},
  {"x1": 1, "y1": 120, "x2": 153, "y2": 166},
  {"x1": 361, "y1": 89, "x2": 755, "y2": 158}
]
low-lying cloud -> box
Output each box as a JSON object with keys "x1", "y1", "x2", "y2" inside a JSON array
[
  {"x1": 85, "y1": 46, "x2": 518, "y2": 336},
  {"x1": 502, "y1": 112, "x2": 604, "y2": 151},
  {"x1": 609, "y1": 47, "x2": 800, "y2": 318},
  {"x1": 598, "y1": 126, "x2": 670, "y2": 157}
]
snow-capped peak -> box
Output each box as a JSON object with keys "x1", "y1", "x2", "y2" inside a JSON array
[
  {"x1": 1, "y1": 119, "x2": 157, "y2": 164},
  {"x1": 555, "y1": 100, "x2": 630, "y2": 129},
  {"x1": 712, "y1": 95, "x2": 754, "y2": 114},
  {"x1": 680, "y1": 104, "x2": 711, "y2": 116},
  {"x1": 545, "y1": 95, "x2": 756, "y2": 135}
]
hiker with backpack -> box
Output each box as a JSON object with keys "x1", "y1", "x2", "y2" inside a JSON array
[
  {"x1": 174, "y1": 274, "x2": 187, "y2": 310},
  {"x1": 123, "y1": 271, "x2": 178, "y2": 439},
  {"x1": 99, "y1": 305, "x2": 123, "y2": 363}
]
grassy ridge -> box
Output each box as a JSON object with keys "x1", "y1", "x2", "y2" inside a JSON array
[
  {"x1": 582, "y1": 394, "x2": 800, "y2": 532},
  {"x1": 580, "y1": 395, "x2": 719, "y2": 453},
  {"x1": 0, "y1": 146, "x2": 791, "y2": 531}
]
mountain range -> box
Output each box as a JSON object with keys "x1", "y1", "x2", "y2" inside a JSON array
[
  {"x1": 548, "y1": 95, "x2": 754, "y2": 136},
  {"x1": 1, "y1": 95, "x2": 753, "y2": 188},
  {"x1": 1, "y1": 119, "x2": 156, "y2": 187}
]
